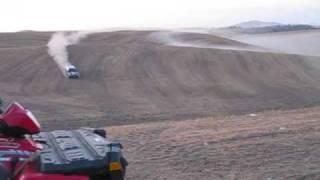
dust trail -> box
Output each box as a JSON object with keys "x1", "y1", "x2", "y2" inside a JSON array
[
  {"x1": 47, "y1": 31, "x2": 91, "y2": 76},
  {"x1": 149, "y1": 31, "x2": 269, "y2": 52},
  {"x1": 47, "y1": 28, "x2": 127, "y2": 76}
]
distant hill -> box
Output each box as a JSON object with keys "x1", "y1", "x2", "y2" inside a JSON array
[
  {"x1": 237, "y1": 25, "x2": 319, "y2": 34},
  {"x1": 223, "y1": 20, "x2": 319, "y2": 34},
  {"x1": 232, "y1": 20, "x2": 283, "y2": 29}
]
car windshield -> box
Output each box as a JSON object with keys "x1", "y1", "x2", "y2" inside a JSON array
[{"x1": 68, "y1": 69, "x2": 78, "y2": 72}]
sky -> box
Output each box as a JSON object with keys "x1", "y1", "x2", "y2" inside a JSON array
[{"x1": 0, "y1": 0, "x2": 319, "y2": 32}]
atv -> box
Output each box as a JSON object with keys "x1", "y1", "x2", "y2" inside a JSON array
[{"x1": 0, "y1": 101, "x2": 127, "y2": 180}]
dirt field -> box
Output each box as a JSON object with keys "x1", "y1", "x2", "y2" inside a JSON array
[
  {"x1": 108, "y1": 107, "x2": 320, "y2": 180},
  {"x1": 232, "y1": 29, "x2": 320, "y2": 57},
  {"x1": 1, "y1": 30, "x2": 320, "y2": 179},
  {"x1": 1, "y1": 31, "x2": 320, "y2": 130}
]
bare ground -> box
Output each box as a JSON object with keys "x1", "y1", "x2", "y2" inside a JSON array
[
  {"x1": 1, "y1": 30, "x2": 320, "y2": 180},
  {"x1": 232, "y1": 29, "x2": 320, "y2": 57},
  {"x1": 1, "y1": 31, "x2": 320, "y2": 130},
  {"x1": 107, "y1": 107, "x2": 320, "y2": 180}
]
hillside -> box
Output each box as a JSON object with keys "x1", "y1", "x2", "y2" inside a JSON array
[
  {"x1": 233, "y1": 29, "x2": 320, "y2": 56},
  {"x1": 1, "y1": 31, "x2": 320, "y2": 129},
  {"x1": 108, "y1": 106, "x2": 320, "y2": 179}
]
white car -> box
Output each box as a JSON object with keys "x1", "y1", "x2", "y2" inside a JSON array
[{"x1": 65, "y1": 65, "x2": 80, "y2": 79}]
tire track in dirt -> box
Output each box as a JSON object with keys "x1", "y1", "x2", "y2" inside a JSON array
[{"x1": 107, "y1": 107, "x2": 320, "y2": 180}]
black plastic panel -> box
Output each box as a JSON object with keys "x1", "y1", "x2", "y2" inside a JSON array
[{"x1": 33, "y1": 129, "x2": 121, "y2": 174}]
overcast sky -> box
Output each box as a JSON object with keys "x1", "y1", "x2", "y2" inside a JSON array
[{"x1": 0, "y1": 0, "x2": 319, "y2": 32}]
